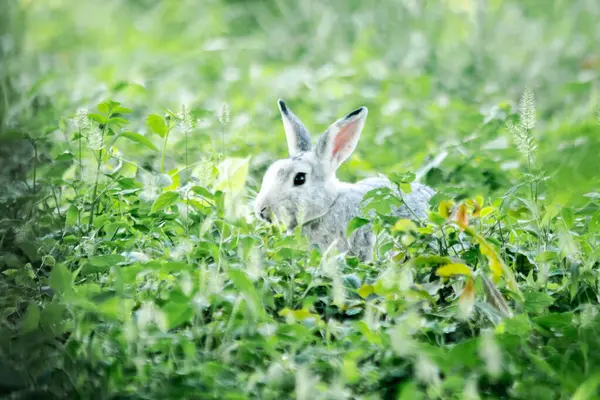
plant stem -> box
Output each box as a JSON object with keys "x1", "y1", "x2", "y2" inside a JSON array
[
  {"x1": 88, "y1": 118, "x2": 109, "y2": 229},
  {"x1": 28, "y1": 138, "x2": 37, "y2": 193},
  {"x1": 160, "y1": 124, "x2": 172, "y2": 173},
  {"x1": 78, "y1": 127, "x2": 83, "y2": 180}
]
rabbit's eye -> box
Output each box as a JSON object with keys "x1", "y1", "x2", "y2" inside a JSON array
[{"x1": 293, "y1": 172, "x2": 306, "y2": 186}]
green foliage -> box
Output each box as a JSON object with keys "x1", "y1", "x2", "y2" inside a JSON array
[{"x1": 1, "y1": 0, "x2": 600, "y2": 399}]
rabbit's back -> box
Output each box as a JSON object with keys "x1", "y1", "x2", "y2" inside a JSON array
[
  {"x1": 355, "y1": 177, "x2": 434, "y2": 219},
  {"x1": 303, "y1": 177, "x2": 434, "y2": 260}
]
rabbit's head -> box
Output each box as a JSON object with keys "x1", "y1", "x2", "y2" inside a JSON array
[{"x1": 255, "y1": 100, "x2": 368, "y2": 230}]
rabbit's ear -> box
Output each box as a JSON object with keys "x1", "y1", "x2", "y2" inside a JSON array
[
  {"x1": 315, "y1": 106, "x2": 368, "y2": 175},
  {"x1": 278, "y1": 99, "x2": 312, "y2": 156}
]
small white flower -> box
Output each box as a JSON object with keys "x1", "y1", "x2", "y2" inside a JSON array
[
  {"x1": 171, "y1": 240, "x2": 193, "y2": 261},
  {"x1": 246, "y1": 247, "x2": 262, "y2": 281},
  {"x1": 136, "y1": 302, "x2": 157, "y2": 329},
  {"x1": 579, "y1": 303, "x2": 598, "y2": 328},
  {"x1": 87, "y1": 126, "x2": 103, "y2": 151},
  {"x1": 258, "y1": 323, "x2": 276, "y2": 337},
  {"x1": 14, "y1": 222, "x2": 32, "y2": 242},
  {"x1": 75, "y1": 107, "x2": 91, "y2": 131},
  {"x1": 479, "y1": 330, "x2": 502, "y2": 378},
  {"x1": 295, "y1": 366, "x2": 318, "y2": 400},
  {"x1": 219, "y1": 103, "x2": 229, "y2": 125},
  {"x1": 154, "y1": 173, "x2": 173, "y2": 188},
  {"x1": 389, "y1": 324, "x2": 415, "y2": 357},
  {"x1": 415, "y1": 354, "x2": 440, "y2": 385},
  {"x1": 122, "y1": 251, "x2": 150, "y2": 263},
  {"x1": 177, "y1": 104, "x2": 195, "y2": 133},
  {"x1": 81, "y1": 238, "x2": 96, "y2": 257},
  {"x1": 463, "y1": 376, "x2": 480, "y2": 400}
]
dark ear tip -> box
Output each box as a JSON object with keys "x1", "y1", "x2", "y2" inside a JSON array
[
  {"x1": 345, "y1": 106, "x2": 368, "y2": 120},
  {"x1": 277, "y1": 99, "x2": 288, "y2": 114}
]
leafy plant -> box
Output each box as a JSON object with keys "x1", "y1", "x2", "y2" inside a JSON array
[{"x1": 1, "y1": 0, "x2": 599, "y2": 399}]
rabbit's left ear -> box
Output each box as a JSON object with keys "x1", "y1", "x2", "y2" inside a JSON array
[
  {"x1": 278, "y1": 99, "x2": 312, "y2": 156},
  {"x1": 315, "y1": 106, "x2": 368, "y2": 176}
]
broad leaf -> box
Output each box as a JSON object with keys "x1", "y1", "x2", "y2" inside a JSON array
[
  {"x1": 146, "y1": 114, "x2": 167, "y2": 137},
  {"x1": 214, "y1": 157, "x2": 250, "y2": 194},
  {"x1": 118, "y1": 131, "x2": 158, "y2": 151},
  {"x1": 151, "y1": 191, "x2": 180, "y2": 214},
  {"x1": 21, "y1": 302, "x2": 40, "y2": 334},
  {"x1": 436, "y1": 263, "x2": 473, "y2": 277}
]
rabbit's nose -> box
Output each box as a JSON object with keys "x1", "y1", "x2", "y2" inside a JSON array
[{"x1": 259, "y1": 207, "x2": 272, "y2": 222}]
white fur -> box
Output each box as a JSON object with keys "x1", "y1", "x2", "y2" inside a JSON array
[{"x1": 255, "y1": 100, "x2": 435, "y2": 261}]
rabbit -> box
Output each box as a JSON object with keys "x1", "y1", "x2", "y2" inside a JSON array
[{"x1": 254, "y1": 100, "x2": 435, "y2": 262}]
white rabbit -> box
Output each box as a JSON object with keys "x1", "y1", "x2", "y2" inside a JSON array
[{"x1": 255, "y1": 100, "x2": 435, "y2": 261}]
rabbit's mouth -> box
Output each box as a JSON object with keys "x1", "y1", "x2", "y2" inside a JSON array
[{"x1": 258, "y1": 207, "x2": 273, "y2": 223}]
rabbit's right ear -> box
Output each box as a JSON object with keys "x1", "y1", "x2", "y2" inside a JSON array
[
  {"x1": 278, "y1": 99, "x2": 312, "y2": 156},
  {"x1": 315, "y1": 106, "x2": 368, "y2": 176}
]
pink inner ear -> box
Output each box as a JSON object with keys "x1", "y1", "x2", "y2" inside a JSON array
[{"x1": 332, "y1": 119, "x2": 359, "y2": 158}]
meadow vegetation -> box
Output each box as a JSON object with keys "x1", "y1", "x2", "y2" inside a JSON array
[{"x1": 1, "y1": 0, "x2": 600, "y2": 398}]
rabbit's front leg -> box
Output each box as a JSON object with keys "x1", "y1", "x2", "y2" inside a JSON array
[{"x1": 348, "y1": 224, "x2": 376, "y2": 262}]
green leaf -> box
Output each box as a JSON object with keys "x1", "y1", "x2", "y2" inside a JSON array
[
  {"x1": 151, "y1": 191, "x2": 180, "y2": 214},
  {"x1": 523, "y1": 291, "x2": 554, "y2": 314},
  {"x1": 428, "y1": 211, "x2": 447, "y2": 226},
  {"x1": 358, "y1": 284, "x2": 375, "y2": 299},
  {"x1": 278, "y1": 308, "x2": 320, "y2": 321},
  {"x1": 561, "y1": 207, "x2": 575, "y2": 229},
  {"x1": 160, "y1": 292, "x2": 193, "y2": 331},
  {"x1": 397, "y1": 381, "x2": 425, "y2": 400},
  {"x1": 390, "y1": 171, "x2": 416, "y2": 185},
  {"x1": 65, "y1": 204, "x2": 78, "y2": 227},
  {"x1": 55, "y1": 151, "x2": 75, "y2": 162},
  {"x1": 573, "y1": 372, "x2": 600, "y2": 400},
  {"x1": 214, "y1": 157, "x2": 250, "y2": 194},
  {"x1": 436, "y1": 263, "x2": 473, "y2": 277},
  {"x1": 191, "y1": 186, "x2": 214, "y2": 199},
  {"x1": 113, "y1": 106, "x2": 132, "y2": 114},
  {"x1": 146, "y1": 114, "x2": 167, "y2": 137},
  {"x1": 346, "y1": 217, "x2": 370, "y2": 238},
  {"x1": 400, "y1": 182, "x2": 412, "y2": 194},
  {"x1": 393, "y1": 218, "x2": 417, "y2": 232},
  {"x1": 107, "y1": 117, "x2": 129, "y2": 127},
  {"x1": 87, "y1": 113, "x2": 105, "y2": 123},
  {"x1": 118, "y1": 131, "x2": 158, "y2": 151},
  {"x1": 97, "y1": 102, "x2": 110, "y2": 115},
  {"x1": 228, "y1": 269, "x2": 264, "y2": 319},
  {"x1": 89, "y1": 254, "x2": 126, "y2": 268},
  {"x1": 21, "y1": 302, "x2": 40, "y2": 334},
  {"x1": 502, "y1": 314, "x2": 532, "y2": 336},
  {"x1": 49, "y1": 264, "x2": 73, "y2": 295},
  {"x1": 361, "y1": 187, "x2": 402, "y2": 215}
]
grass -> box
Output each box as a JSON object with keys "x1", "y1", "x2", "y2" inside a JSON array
[{"x1": 1, "y1": 0, "x2": 600, "y2": 398}]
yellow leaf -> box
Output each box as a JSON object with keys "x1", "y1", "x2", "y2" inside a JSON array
[
  {"x1": 342, "y1": 358, "x2": 360, "y2": 384},
  {"x1": 472, "y1": 197, "x2": 483, "y2": 217},
  {"x1": 401, "y1": 234, "x2": 415, "y2": 246},
  {"x1": 393, "y1": 218, "x2": 417, "y2": 232},
  {"x1": 278, "y1": 308, "x2": 320, "y2": 321},
  {"x1": 166, "y1": 168, "x2": 180, "y2": 191},
  {"x1": 417, "y1": 226, "x2": 434, "y2": 234},
  {"x1": 480, "y1": 207, "x2": 494, "y2": 218},
  {"x1": 358, "y1": 284, "x2": 375, "y2": 299},
  {"x1": 438, "y1": 200, "x2": 453, "y2": 219},
  {"x1": 478, "y1": 241, "x2": 503, "y2": 281},
  {"x1": 475, "y1": 195, "x2": 484, "y2": 207},
  {"x1": 495, "y1": 321, "x2": 505, "y2": 334},
  {"x1": 436, "y1": 263, "x2": 473, "y2": 277},
  {"x1": 458, "y1": 277, "x2": 476, "y2": 320},
  {"x1": 456, "y1": 203, "x2": 469, "y2": 228},
  {"x1": 214, "y1": 157, "x2": 250, "y2": 195}
]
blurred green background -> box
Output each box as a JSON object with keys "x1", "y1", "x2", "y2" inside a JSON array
[
  {"x1": 2, "y1": 0, "x2": 600, "y2": 398},
  {"x1": 3, "y1": 0, "x2": 599, "y2": 198}
]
